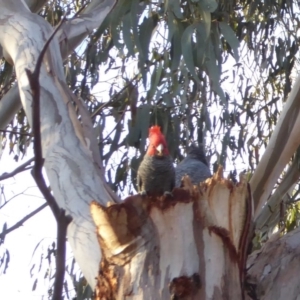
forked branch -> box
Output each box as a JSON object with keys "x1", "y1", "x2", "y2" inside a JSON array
[{"x1": 25, "y1": 16, "x2": 72, "y2": 300}]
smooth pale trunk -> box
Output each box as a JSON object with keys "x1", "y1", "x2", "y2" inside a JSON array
[
  {"x1": 0, "y1": 0, "x2": 116, "y2": 130},
  {"x1": 0, "y1": 0, "x2": 116, "y2": 288}
]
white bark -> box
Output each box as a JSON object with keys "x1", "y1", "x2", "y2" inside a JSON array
[
  {"x1": 91, "y1": 170, "x2": 252, "y2": 299},
  {"x1": 0, "y1": 0, "x2": 116, "y2": 130},
  {"x1": 0, "y1": 0, "x2": 116, "y2": 289},
  {"x1": 255, "y1": 158, "x2": 300, "y2": 232},
  {"x1": 246, "y1": 228, "x2": 300, "y2": 300},
  {"x1": 250, "y1": 75, "x2": 300, "y2": 218},
  {"x1": 0, "y1": 0, "x2": 47, "y2": 129}
]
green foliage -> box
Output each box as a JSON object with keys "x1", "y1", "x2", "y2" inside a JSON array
[
  {"x1": 285, "y1": 200, "x2": 300, "y2": 233},
  {"x1": 3, "y1": 1, "x2": 300, "y2": 194}
]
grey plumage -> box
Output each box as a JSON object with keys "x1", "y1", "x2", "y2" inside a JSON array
[
  {"x1": 175, "y1": 144, "x2": 211, "y2": 187},
  {"x1": 137, "y1": 155, "x2": 175, "y2": 196}
]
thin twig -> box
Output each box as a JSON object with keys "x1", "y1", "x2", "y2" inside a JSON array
[
  {"x1": 80, "y1": 42, "x2": 92, "y2": 99},
  {"x1": 100, "y1": 109, "x2": 126, "y2": 144},
  {"x1": 0, "y1": 187, "x2": 36, "y2": 209},
  {"x1": 0, "y1": 157, "x2": 34, "y2": 181},
  {"x1": 0, "y1": 129, "x2": 33, "y2": 136},
  {"x1": 25, "y1": 15, "x2": 72, "y2": 300},
  {"x1": 91, "y1": 74, "x2": 139, "y2": 119},
  {"x1": 0, "y1": 203, "x2": 48, "y2": 242}
]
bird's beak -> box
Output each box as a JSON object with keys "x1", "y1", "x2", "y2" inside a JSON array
[{"x1": 156, "y1": 143, "x2": 164, "y2": 156}]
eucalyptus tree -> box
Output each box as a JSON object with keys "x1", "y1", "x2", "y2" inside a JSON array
[{"x1": 1, "y1": 0, "x2": 300, "y2": 299}]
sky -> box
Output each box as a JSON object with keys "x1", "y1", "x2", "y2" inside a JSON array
[{"x1": 0, "y1": 148, "x2": 79, "y2": 299}]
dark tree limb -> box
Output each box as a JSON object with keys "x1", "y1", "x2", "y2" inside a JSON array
[
  {"x1": 0, "y1": 157, "x2": 34, "y2": 181},
  {"x1": 90, "y1": 74, "x2": 139, "y2": 119},
  {"x1": 100, "y1": 108, "x2": 126, "y2": 144},
  {"x1": 0, "y1": 202, "x2": 48, "y2": 243},
  {"x1": 25, "y1": 16, "x2": 72, "y2": 300}
]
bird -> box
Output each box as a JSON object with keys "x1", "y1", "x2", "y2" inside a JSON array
[
  {"x1": 137, "y1": 126, "x2": 175, "y2": 196},
  {"x1": 175, "y1": 144, "x2": 211, "y2": 187}
]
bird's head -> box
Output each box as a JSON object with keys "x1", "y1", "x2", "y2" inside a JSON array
[
  {"x1": 187, "y1": 143, "x2": 209, "y2": 166},
  {"x1": 146, "y1": 126, "x2": 169, "y2": 157}
]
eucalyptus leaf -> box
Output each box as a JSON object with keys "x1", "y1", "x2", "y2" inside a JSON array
[
  {"x1": 111, "y1": 21, "x2": 123, "y2": 50},
  {"x1": 148, "y1": 61, "x2": 163, "y2": 100},
  {"x1": 94, "y1": 0, "x2": 132, "y2": 40},
  {"x1": 131, "y1": 156, "x2": 140, "y2": 192},
  {"x1": 126, "y1": 119, "x2": 140, "y2": 147},
  {"x1": 170, "y1": 18, "x2": 184, "y2": 71},
  {"x1": 198, "y1": 0, "x2": 218, "y2": 13},
  {"x1": 122, "y1": 13, "x2": 135, "y2": 56},
  {"x1": 139, "y1": 15, "x2": 158, "y2": 63},
  {"x1": 167, "y1": 12, "x2": 176, "y2": 43},
  {"x1": 201, "y1": 9, "x2": 211, "y2": 38},
  {"x1": 195, "y1": 22, "x2": 207, "y2": 67},
  {"x1": 181, "y1": 24, "x2": 200, "y2": 84},
  {"x1": 131, "y1": 0, "x2": 143, "y2": 59},
  {"x1": 211, "y1": 22, "x2": 221, "y2": 65},
  {"x1": 138, "y1": 104, "x2": 151, "y2": 152},
  {"x1": 167, "y1": 0, "x2": 184, "y2": 19},
  {"x1": 219, "y1": 22, "x2": 240, "y2": 61},
  {"x1": 204, "y1": 41, "x2": 225, "y2": 102},
  {"x1": 162, "y1": 94, "x2": 174, "y2": 107},
  {"x1": 168, "y1": 14, "x2": 185, "y2": 71},
  {"x1": 172, "y1": 116, "x2": 181, "y2": 158}
]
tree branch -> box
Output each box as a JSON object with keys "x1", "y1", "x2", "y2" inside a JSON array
[
  {"x1": 25, "y1": 16, "x2": 72, "y2": 300},
  {"x1": 255, "y1": 157, "x2": 300, "y2": 232},
  {"x1": 0, "y1": 157, "x2": 34, "y2": 181},
  {"x1": 90, "y1": 74, "x2": 139, "y2": 119},
  {"x1": 250, "y1": 74, "x2": 300, "y2": 217},
  {"x1": 100, "y1": 108, "x2": 126, "y2": 144},
  {"x1": 0, "y1": 202, "x2": 48, "y2": 243},
  {"x1": 0, "y1": 129, "x2": 33, "y2": 136}
]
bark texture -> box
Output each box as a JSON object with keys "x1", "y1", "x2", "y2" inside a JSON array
[
  {"x1": 91, "y1": 168, "x2": 252, "y2": 299},
  {"x1": 0, "y1": 0, "x2": 116, "y2": 289},
  {"x1": 0, "y1": 0, "x2": 116, "y2": 130},
  {"x1": 250, "y1": 74, "x2": 300, "y2": 218},
  {"x1": 246, "y1": 227, "x2": 300, "y2": 300}
]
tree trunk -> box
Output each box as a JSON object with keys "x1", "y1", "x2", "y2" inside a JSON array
[
  {"x1": 246, "y1": 227, "x2": 300, "y2": 300},
  {"x1": 91, "y1": 169, "x2": 252, "y2": 299},
  {"x1": 250, "y1": 74, "x2": 300, "y2": 218},
  {"x1": 0, "y1": 0, "x2": 116, "y2": 130},
  {"x1": 0, "y1": 0, "x2": 116, "y2": 289}
]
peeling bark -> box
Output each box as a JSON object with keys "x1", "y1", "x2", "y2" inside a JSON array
[
  {"x1": 91, "y1": 168, "x2": 252, "y2": 299},
  {"x1": 246, "y1": 228, "x2": 300, "y2": 300}
]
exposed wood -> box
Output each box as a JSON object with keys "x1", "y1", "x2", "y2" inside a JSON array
[{"x1": 91, "y1": 168, "x2": 252, "y2": 299}]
